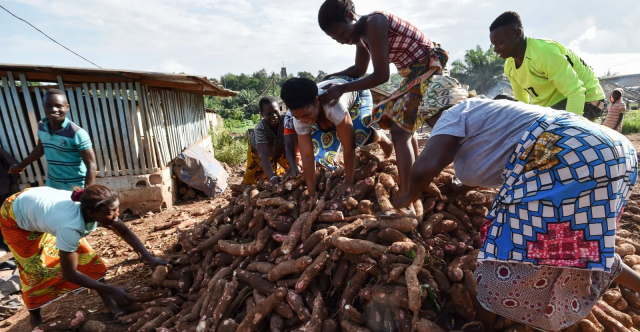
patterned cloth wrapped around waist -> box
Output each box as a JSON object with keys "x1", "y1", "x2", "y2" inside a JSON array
[{"x1": 479, "y1": 111, "x2": 638, "y2": 271}]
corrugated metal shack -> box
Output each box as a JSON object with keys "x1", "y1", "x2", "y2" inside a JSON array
[{"x1": 0, "y1": 64, "x2": 236, "y2": 213}]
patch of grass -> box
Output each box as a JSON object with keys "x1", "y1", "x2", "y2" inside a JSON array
[
  {"x1": 622, "y1": 110, "x2": 640, "y2": 135},
  {"x1": 211, "y1": 127, "x2": 248, "y2": 165}
]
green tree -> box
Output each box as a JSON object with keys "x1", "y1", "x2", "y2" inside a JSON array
[
  {"x1": 297, "y1": 71, "x2": 316, "y2": 81},
  {"x1": 315, "y1": 71, "x2": 328, "y2": 82},
  {"x1": 451, "y1": 45, "x2": 507, "y2": 96}
]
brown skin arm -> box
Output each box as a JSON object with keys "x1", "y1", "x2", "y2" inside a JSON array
[
  {"x1": 393, "y1": 135, "x2": 459, "y2": 209},
  {"x1": 323, "y1": 43, "x2": 371, "y2": 80},
  {"x1": 107, "y1": 218, "x2": 167, "y2": 269},
  {"x1": 79, "y1": 147, "x2": 97, "y2": 187},
  {"x1": 256, "y1": 143, "x2": 277, "y2": 181},
  {"x1": 298, "y1": 133, "x2": 316, "y2": 197},
  {"x1": 284, "y1": 134, "x2": 300, "y2": 177},
  {"x1": 320, "y1": 15, "x2": 390, "y2": 104},
  {"x1": 8, "y1": 140, "x2": 44, "y2": 173},
  {"x1": 334, "y1": 115, "x2": 356, "y2": 186},
  {"x1": 59, "y1": 250, "x2": 133, "y2": 306}
]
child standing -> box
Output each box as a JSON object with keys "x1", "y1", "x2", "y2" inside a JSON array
[
  {"x1": 9, "y1": 89, "x2": 97, "y2": 190},
  {"x1": 603, "y1": 88, "x2": 626, "y2": 132}
]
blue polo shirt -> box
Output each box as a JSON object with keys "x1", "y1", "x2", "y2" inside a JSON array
[{"x1": 38, "y1": 117, "x2": 92, "y2": 190}]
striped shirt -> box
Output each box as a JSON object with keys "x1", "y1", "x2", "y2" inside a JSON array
[
  {"x1": 38, "y1": 117, "x2": 92, "y2": 190},
  {"x1": 360, "y1": 11, "x2": 432, "y2": 71},
  {"x1": 250, "y1": 117, "x2": 285, "y2": 155}
]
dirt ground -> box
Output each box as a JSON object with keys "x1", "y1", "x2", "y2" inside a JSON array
[
  {"x1": 0, "y1": 166, "x2": 246, "y2": 331},
  {"x1": 3, "y1": 135, "x2": 640, "y2": 331}
]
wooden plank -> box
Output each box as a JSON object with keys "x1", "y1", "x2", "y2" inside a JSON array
[
  {"x1": 153, "y1": 91, "x2": 173, "y2": 158},
  {"x1": 56, "y1": 75, "x2": 75, "y2": 123},
  {"x1": 82, "y1": 84, "x2": 105, "y2": 178},
  {"x1": 152, "y1": 90, "x2": 174, "y2": 161},
  {"x1": 126, "y1": 83, "x2": 148, "y2": 174},
  {"x1": 18, "y1": 74, "x2": 44, "y2": 186},
  {"x1": 113, "y1": 83, "x2": 134, "y2": 175},
  {"x1": 122, "y1": 84, "x2": 141, "y2": 175},
  {"x1": 142, "y1": 85, "x2": 168, "y2": 167},
  {"x1": 133, "y1": 83, "x2": 153, "y2": 173},
  {"x1": 18, "y1": 74, "x2": 41, "y2": 141},
  {"x1": 33, "y1": 87, "x2": 45, "y2": 118},
  {"x1": 74, "y1": 87, "x2": 90, "y2": 136},
  {"x1": 0, "y1": 81, "x2": 29, "y2": 185},
  {"x1": 90, "y1": 83, "x2": 112, "y2": 177},
  {"x1": 98, "y1": 83, "x2": 120, "y2": 177},
  {"x1": 3, "y1": 75, "x2": 37, "y2": 183},
  {"x1": 169, "y1": 91, "x2": 185, "y2": 154},
  {"x1": 164, "y1": 91, "x2": 180, "y2": 157},
  {"x1": 105, "y1": 83, "x2": 127, "y2": 175}
]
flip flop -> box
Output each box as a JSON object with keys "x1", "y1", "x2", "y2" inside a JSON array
[{"x1": 113, "y1": 311, "x2": 126, "y2": 321}]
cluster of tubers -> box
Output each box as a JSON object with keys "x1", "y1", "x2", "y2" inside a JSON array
[
  {"x1": 111, "y1": 144, "x2": 496, "y2": 332},
  {"x1": 38, "y1": 145, "x2": 640, "y2": 332}
]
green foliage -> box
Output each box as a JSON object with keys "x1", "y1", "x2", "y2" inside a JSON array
[
  {"x1": 622, "y1": 110, "x2": 640, "y2": 134},
  {"x1": 376, "y1": 73, "x2": 404, "y2": 93},
  {"x1": 451, "y1": 45, "x2": 507, "y2": 96},
  {"x1": 211, "y1": 127, "x2": 247, "y2": 165}
]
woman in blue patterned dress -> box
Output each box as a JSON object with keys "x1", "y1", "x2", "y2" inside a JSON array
[
  {"x1": 394, "y1": 76, "x2": 640, "y2": 332},
  {"x1": 281, "y1": 77, "x2": 392, "y2": 198}
]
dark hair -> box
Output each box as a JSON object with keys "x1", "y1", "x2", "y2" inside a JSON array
[
  {"x1": 318, "y1": 0, "x2": 356, "y2": 32},
  {"x1": 258, "y1": 96, "x2": 279, "y2": 114},
  {"x1": 44, "y1": 88, "x2": 67, "y2": 101},
  {"x1": 612, "y1": 90, "x2": 623, "y2": 102},
  {"x1": 493, "y1": 93, "x2": 517, "y2": 101},
  {"x1": 489, "y1": 11, "x2": 523, "y2": 32},
  {"x1": 280, "y1": 78, "x2": 318, "y2": 110},
  {"x1": 71, "y1": 184, "x2": 118, "y2": 213}
]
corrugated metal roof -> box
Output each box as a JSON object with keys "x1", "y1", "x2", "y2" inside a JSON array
[{"x1": 0, "y1": 63, "x2": 237, "y2": 97}]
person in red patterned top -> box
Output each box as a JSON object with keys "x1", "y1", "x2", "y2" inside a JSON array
[{"x1": 317, "y1": 0, "x2": 449, "y2": 215}]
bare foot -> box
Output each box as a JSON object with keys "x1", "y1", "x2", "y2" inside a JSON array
[{"x1": 374, "y1": 129, "x2": 394, "y2": 158}]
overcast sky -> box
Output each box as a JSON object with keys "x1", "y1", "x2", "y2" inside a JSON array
[{"x1": 2, "y1": 0, "x2": 640, "y2": 81}]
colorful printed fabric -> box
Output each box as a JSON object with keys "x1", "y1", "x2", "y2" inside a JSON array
[
  {"x1": 0, "y1": 190, "x2": 107, "y2": 310},
  {"x1": 371, "y1": 46, "x2": 448, "y2": 132},
  {"x1": 284, "y1": 76, "x2": 374, "y2": 169},
  {"x1": 478, "y1": 111, "x2": 638, "y2": 271},
  {"x1": 418, "y1": 75, "x2": 469, "y2": 120},
  {"x1": 242, "y1": 141, "x2": 289, "y2": 184},
  {"x1": 360, "y1": 11, "x2": 433, "y2": 72},
  {"x1": 475, "y1": 257, "x2": 622, "y2": 331}
]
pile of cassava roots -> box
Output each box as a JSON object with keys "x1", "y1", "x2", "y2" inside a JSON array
[{"x1": 33, "y1": 144, "x2": 640, "y2": 332}]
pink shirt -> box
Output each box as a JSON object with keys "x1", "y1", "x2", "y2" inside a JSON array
[{"x1": 603, "y1": 100, "x2": 626, "y2": 132}]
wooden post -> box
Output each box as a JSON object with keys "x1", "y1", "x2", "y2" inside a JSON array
[{"x1": 113, "y1": 83, "x2": 134, "y2": 176}]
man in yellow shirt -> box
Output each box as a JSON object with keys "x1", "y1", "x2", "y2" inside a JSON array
[{"x1": 489, "y1": 11, "x2": 605, "y2": 120}]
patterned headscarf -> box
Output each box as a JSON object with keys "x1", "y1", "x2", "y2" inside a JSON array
[{"x1": 419, "y1": 75, "x2": 469, "y2": 120}]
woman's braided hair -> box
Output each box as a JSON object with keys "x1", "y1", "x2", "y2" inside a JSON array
[
  {"x1": 318, "y1": 0, "x2": 356, "y2": 32},
  {"x1": 71, "y1": 184, "x2": 118, "y2": 213}
]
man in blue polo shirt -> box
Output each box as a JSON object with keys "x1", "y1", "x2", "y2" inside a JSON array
[{"x1": 9, "y1": 89, "x2": 97, "y2": 190}]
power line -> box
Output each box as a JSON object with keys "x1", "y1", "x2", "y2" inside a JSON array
[
  {"x1": 609, "y1": 57, "x2": 640, "y2": 68},
  {"x1": 0, "y1": 4, "x2": 101, "y2": 68}
]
